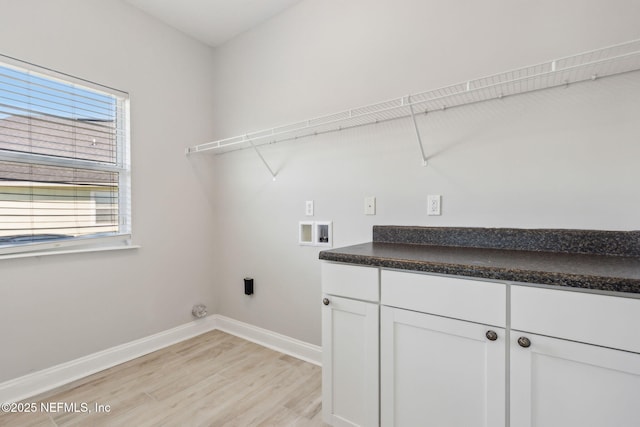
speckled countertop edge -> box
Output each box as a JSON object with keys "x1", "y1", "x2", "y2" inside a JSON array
[{"x1": 319, "y1": 227, "x2": 640, "y2": 294}]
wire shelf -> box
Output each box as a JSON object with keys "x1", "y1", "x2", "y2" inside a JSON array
[{"x1": 186, "y1": 39, "x2": 640, "y2": 156}]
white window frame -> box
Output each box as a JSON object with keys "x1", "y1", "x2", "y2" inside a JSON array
[{"x1": 0, "y1": 54, "x2": 134, "y2": 259}]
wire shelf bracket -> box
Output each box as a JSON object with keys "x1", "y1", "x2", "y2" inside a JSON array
[
  {"x1": 186, "y1": 39, "x2": 640, "y2": 171},
  {"x1": 248, "y1": 138, "x2": 277, "y2": 181},
  {"x1": 407, "y1": 95, "x2": 428, "y2": 166}
]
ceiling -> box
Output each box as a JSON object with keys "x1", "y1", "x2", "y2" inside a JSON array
[{"x1": 125, "y1": 0, "x2": 302, "y2": 48}]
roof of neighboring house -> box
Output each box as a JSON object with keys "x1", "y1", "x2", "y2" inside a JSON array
[{"x1": 0, "y1": 114, "x2": 118, "y2": 185}]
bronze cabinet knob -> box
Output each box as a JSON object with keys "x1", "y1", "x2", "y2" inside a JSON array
[
  {"x1": 518, "y1": 336, "x2": 531, "y2": 348},
  {"x1": 486, "y1": 330, "x2": 498, "y2": 341}
]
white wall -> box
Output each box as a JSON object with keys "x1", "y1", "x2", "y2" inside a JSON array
[
  {"x1": 0, "y1": 0, "x2": 217, "y2": 382},
  {"x1": 209, "y1": 0, "x2": 640, "y2": 345}
]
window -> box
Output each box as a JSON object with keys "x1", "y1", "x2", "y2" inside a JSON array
[{"x1": 0, "y1": 54, "x2": 130, "y2": 256}]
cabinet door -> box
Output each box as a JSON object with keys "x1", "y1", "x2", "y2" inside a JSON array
[
  {"x1": 380, "y1": 306, "x2": 505, "y2": 427},
  {"x1": 510, "y1": 331, "x2": 640, "y2": 427},
  {"x1": 322, "y1": 295, "x2": 379, "y2": 427}
]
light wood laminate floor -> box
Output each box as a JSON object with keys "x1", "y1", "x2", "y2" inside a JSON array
[{"x1": 0, "y1": 330, "x2": 327, "y2": 426}]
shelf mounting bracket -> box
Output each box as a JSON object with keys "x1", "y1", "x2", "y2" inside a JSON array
[
  {"x1": 247, "y1": 137, "x2": 277, "y2": 181},
  {"x1": 408, "y1": 96, "x2": 428, "y2": 166}
]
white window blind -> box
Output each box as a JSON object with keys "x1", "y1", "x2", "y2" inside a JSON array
[{"x1": 0, "y1": 54, "x2": 130, "y2": 255}]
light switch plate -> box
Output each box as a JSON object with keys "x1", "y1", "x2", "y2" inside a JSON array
[
  {"x1": 364, "y1": 196, "x2": 376, "y2": 215},
  {"x1": 427, "y1": 195, "x2": 441, "y2": 216},
  {"x1": 305, "y1": 200, "x2": 314, "y2": 216}
]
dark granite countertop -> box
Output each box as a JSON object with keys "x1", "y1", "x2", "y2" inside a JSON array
[{"x1": 319, "y1": 226, "x2": 640, "y2": 294}]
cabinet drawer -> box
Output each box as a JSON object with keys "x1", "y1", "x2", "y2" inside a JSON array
[
  {"x1": 321, "y1": 262, "x2": 379, "y2": 302},
  {"x1": 381, "y1": 270, "x2": 506, "y2": 327},
  {"x1": 512, "y1": 286, "x2": 640, "y2": 354}
]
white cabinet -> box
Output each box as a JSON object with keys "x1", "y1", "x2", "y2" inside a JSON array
[
  {"x1": 510, "y1": 332, "x2": 640, "y2": 427},
  {"x1": 511, "y1": 285, "x2": 640, "y2": 354},
  {"x1": 322, "y1": 262, "x2": 640, "y2": 427},
  {"x1": 321, "y1": 262, "x2": 379, "y2": 427},
  {"x1": 381, "y1": 306, "x2": 505, "y2": 427},
  {"x1": 380, "y1": 269, "x2": 506, "y2": 326},
  {"x1": 510, "y1": 286, "x2": 640, "y2": 427},
  {"x1": 380, "y1": 270, "x2": 507, "y2": 427}
]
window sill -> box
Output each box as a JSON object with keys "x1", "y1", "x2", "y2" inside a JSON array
[{"x1": 0, "y1": 243, "x2": 141, "y2": 261}]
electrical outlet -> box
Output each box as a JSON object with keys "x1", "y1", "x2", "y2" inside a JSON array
[
  {"x1": 305, "y1": 200, "x2": 314, "y2": 216},
  {"x1": 364, "y1": 196, "x2": 376, "y2": 215},
  {"x1": 427, "y1": 195, "x2": 441, "y2": 216}
]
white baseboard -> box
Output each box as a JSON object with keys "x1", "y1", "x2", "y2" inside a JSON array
[
  {"x1": 213, "y1": 315, "x2": 322, "y2": 366},
  {"x1": 0, "y1": 315, "x2": 321, "y2": 404}
]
